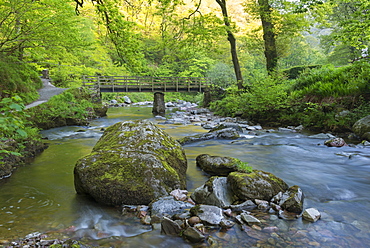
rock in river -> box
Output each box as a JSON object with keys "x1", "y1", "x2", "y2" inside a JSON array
[
  {"x1": 74, "y1": 120, "x2": 187, "y2": 206},
  {"x1": 195, "y1": 154, "x2": 242, "y2": 176},
  {"x1": 324, "y1": 137, "x2": 347, "y2": 147},
  {"x1": 191, "y1": 177, "x2": 233, "y2": 208},
  {"x1": 302, "y1": 208, "x2": 321, "y2": 222},
  {"x1": 276, "y1": 185, "x2": 304, "y2": 214},
  {"x1": 227, "y1": 170, "x2": 289, "y2": 202}
]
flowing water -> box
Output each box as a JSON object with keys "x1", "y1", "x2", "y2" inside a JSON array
[{"x1": 1, "y1": 106, "x2": 370, "y2": 247}]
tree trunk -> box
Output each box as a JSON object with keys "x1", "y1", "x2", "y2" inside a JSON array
[
  {"x1": 258, "y1": 0, "x2": 278, "y2": 74},
  {"x1": 216, "y1": 0, "x2": 244, "y2": 90}
]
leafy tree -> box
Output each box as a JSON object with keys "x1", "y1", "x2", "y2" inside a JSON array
[
  {"x1": 207, "y1": 62, "x2": 235, "y2": 88},
  {"x1": 330, "y1": 0, "x2": 370, "y2": 50},
  {"x1": 244, "y1": 0, "x2": 313, "y2": 72},
  {"x1": 319, "y1": 0, "x2": 369, "y2": 64},
  {"x1": 0, "y1": 0, "x2": 88, "y2": 58}
]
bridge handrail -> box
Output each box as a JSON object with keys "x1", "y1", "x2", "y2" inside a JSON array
[{"x1": 82, "y1": 75, "x2": 211, "y2": 92}]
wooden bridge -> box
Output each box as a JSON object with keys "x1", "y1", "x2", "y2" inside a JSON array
[{"x1": 82, "y1": 76, "x2": 211, "y2": 93}]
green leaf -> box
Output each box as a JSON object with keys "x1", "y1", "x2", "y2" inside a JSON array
[
  {"x1": 9, "y1": 103, "x2": 23, "y2": 111},
  {"x1": 16, "y1": 129, "x2": 28, "y2": 138}
]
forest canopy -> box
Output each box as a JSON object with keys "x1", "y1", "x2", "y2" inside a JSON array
[{"x1": 1, "y1": 0, "x2": 369, "y2": 131}]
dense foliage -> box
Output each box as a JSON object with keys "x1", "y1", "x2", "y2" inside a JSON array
[
  {"x1": 1, "y1": 0, "x2": 370, "y2": 165},
  {"x1": 0, "y1": 96, "x2": 41, "y2": 163},
  {"x1": 0, "y1": 56, "x2": 42, "y2": 103},
  {"x1": 25, "y1": 88, "x2": 105, "y2": 130},
  {"x1": 210, "y1": 60, "x2": 370, "y2": 132}
]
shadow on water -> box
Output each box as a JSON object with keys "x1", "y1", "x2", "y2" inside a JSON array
[{"x1": 1, "y1": 106, "x2": 370, "y2": 247}]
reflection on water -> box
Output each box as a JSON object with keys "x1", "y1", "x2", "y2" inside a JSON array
[{"x1": 1, "y1": 106, "x2": 370, "y2": 247}]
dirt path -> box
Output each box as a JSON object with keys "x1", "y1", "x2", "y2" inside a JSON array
[{"x1": 25, "y1": 79, "x2": 68, "y2": 109}]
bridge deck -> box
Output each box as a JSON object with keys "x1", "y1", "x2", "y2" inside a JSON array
[{"x1": 82, "y1": 76, "x2": 211, "y2": 93}]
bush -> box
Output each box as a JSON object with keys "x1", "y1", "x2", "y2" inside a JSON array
[
  {"x1": 292, "y1": 61, "x2": 370, "y2": 99},
  {"x1": 0, "y1": 96, "x2": 41, "y2": 161},
  {"x1": 26, "y1": 87, "x2": 104, "y2": 129},
  {"x1": 207, "y1": 62, "x2": 235, "y2": 88},
  {"x1": 210, "y1": 62, "x2": 370, "y2": 131},
  {"x1": 283, "y1": 65, "x2": 321, "y2": 79},
  {"x1": 210, "y1": 73, "x2": 292, "y2": 124}
]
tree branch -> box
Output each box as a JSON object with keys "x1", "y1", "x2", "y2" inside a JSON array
[{"x1": 183, "y1": 0, "x2": 202, "y2": 20}]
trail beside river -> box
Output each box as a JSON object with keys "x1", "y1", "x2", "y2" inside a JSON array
[{"x1": 25, "y1": 79, "x2": 68, "y2": 109}]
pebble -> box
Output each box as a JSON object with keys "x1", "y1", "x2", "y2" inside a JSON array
[{"x1": 188, "y1": 216, "x2": 201, "y2": 226}]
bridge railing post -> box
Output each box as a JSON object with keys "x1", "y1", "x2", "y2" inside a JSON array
[{"x1": 97, "y1": 76, "x2": 101, "y2": 91}]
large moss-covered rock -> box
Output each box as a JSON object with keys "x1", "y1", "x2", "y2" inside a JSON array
[
  {"x1": 227, "y1": 170, "x2": 289, "y2": 201},
  {"x1": 353, "y1": 115, "x2": 370, "y2": 140},
  {"x1": 74, "y1": 120, "x2": 187, "y2": 206}
]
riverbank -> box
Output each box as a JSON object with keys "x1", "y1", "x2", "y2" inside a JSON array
[
  {"x1": 1, "y1": 104, "x2": 370, "y2": 247},
  {"x1": 0, "y1": 84, "x2": 107, "y2": 179}
]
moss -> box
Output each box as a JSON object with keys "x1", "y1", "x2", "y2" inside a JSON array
[
  {"x1": 74, "y1": 120, "x2": 187, "y2": 205},
  {"x1": 204, "y1": 176, "x2": 218, "y2": 192},
  {"x1": 189, "y1": 205, "x2": 203, "y2": 216},
  {"x1": 231, "y1": 158, "x2": 253, "y2": 173},
  {"x1": 228, "y1": 170, "x2": 289, "y2": 201}
]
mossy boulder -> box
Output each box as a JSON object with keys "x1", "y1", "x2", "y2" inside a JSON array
[
  {"x1": 227, "y1": 170, "x2": 289, "y2": 201},
  {"x1": 196, "y1": 154, "x2": 251, "y2": 176},
  {"x1": 353, "y1": 115, "x2": 370, "y2": 140},
  {"x1": 74, "y1": 120, "x2": 187, "y2": 206}
]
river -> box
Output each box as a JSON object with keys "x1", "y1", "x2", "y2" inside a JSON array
[{"x1": 0, "y1": 106, "x2": 370, "y2": 247}]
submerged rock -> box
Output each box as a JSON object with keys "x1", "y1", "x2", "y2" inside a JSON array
[
  {"x1": 227, "y1": 170, "x2": 289, "y2": 202},
  {"x1": 74, "y1": 120, "x2": 187, "y2": 206}
]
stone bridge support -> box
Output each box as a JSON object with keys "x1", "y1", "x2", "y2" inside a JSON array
[{"x1": 152, "y1": 92, "x2": 165, "y2": 116}]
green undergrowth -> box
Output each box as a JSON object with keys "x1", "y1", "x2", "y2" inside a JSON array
[
  {"x1": 0, "y1": 55, "x2": 42, "y2": 104},
  {"x1": 26, "y1": 87, "x2": 105, "y2": 130},
  {"x1": 0, "y1": 96, "x2": 42, "y2": 167},
  {"x1": 210, "y1": 61, "x2": 370, "y2": 132}
]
